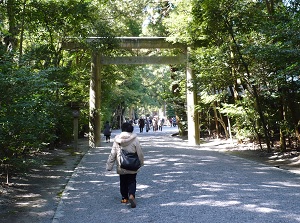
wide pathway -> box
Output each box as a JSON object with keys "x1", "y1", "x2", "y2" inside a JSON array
[{"x1": 53, "y1": 126, "x2": 300, "y2": 223}]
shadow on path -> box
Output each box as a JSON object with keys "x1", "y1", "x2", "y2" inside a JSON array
[{"x1": 53, "y1": 126, "x2": 300, "y2": 223}]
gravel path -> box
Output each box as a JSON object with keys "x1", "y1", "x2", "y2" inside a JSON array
[{"x1": 52, "y1": 126, "x2": 300, "y2": 223}]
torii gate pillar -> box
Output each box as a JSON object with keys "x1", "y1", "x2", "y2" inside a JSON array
[
  {"x1": 89, "y1": 52, "x2": 101, "y2": 147},
  {"x1": 186, "y1": 48, "x2": 200, "y2": 145}
]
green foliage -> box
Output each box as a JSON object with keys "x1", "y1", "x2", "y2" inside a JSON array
[
  {"x1": 0, "y1": 0, "x2": 101, "y2": 164},
  {"x1": 100, "y1": 64, "x2": 172, "y2": 124},
  {"x1": 160, "y1": 0, "x2": 300, "y2": 148},
  {"x1": 142, "y1": 0, "x2": 174, "y2": 36},
  {"x1": 1, "y1": 0, "x2": 300, "y2": 168},
  {"x1": 0, "y1": 51, "x2": 74, "y2": 161},
  {"x1": 220, "y1": 99, "x2": 258, "y2": 141}
]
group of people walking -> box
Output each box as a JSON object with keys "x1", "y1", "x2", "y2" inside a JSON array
[
  {"x1": 103, "y1": 116, "x2": 170, "y2": 142},
  {"x1": 138, "y1": 117, "x2": 165, "y2": 133}
]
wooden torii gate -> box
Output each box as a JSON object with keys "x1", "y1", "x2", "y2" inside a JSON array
[{"x1": 63, "y1": 37, "x2": 199, "y2": 147}]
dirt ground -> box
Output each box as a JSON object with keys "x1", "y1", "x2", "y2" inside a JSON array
[
  {"x1": 0, "y1": 138, "x2": 299, "y2": 223},
  {"x1": 0, "y1": 139, "x2": 90, "y2": 223},
  {"x1": 225, "y1": 141, "x2": 300, "y2": 175}
]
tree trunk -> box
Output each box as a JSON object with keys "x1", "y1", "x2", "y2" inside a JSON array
[
  {"x1": 265, "y1": 0, "x2": 275, "y2": 15},
  {"x1": 279, "y1": 105, "x2": 287, "y2": 152},
  {"x1": 213, "y1": 101, "x2": 219, "y2": 139},
  {"x1": 286, "y1": 81, "x2": 300, "y2": 142},
  {"x1": 224, "y1": 17, "x2": 272, "y2": 152},
  {"x1": 253, "y1": 121, "x2": 263, "y2": 150},
  {"x1": 19, "y1": 0, "x2": 27, "y2": 61},
  {"x1": 170, "y1": 66, "x2": 187, "y2": 136},
  {"x1": 278, "y1": 85, "x2": 287, "y2": 152},
  {"x1": 5, "y1": 0, "x2": 19, "y2": 51}
]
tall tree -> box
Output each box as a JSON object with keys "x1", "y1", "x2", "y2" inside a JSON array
[{"x1": 162, "y1": 0, "x2": 299, "y2": 151}]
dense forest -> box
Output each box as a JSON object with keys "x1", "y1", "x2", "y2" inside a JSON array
[{"x1": 0, "y1": 0, "x2": 299, "y2": 170}]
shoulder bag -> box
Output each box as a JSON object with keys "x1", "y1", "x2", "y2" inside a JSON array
[{"x1": 120, "y1": 149, "x2": 141, "y2": 171}]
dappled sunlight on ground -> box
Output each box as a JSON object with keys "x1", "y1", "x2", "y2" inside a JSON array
[
  {"x1": 52, "y1": 126, "x2": 300, "y2": 223},
  {"x1": 0, "y1": 140, "x2": 89, "y2": 223},
  {"x1": 2, "y1": 126, "x2": 299, "y2": 222}
]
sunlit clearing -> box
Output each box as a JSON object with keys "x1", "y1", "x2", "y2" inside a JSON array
[
  {"x1": 16, "y1": 193, "x2": 41, "y2": 198},
  {"x1": 243, "y1": 204, "x2": 280, "y2": 213},
  {"x1": 161, "y1": 199, "x2": 240, "y2": 207},
  {"x1": 193, "y1": 182, "x2": 230, "y2": 191},
  {"x1": 16, "y1": 199, "x2": 47, "y2": 208},
  {"x1": 89, "y1": 181, "x2": 104, "y2": 183},
  {"x1": 173, "y1": 163, "x2": 185, "y2": 166},
  {"x1": 268, "y1": 181, "x2": 300, "y2": 187},
  {"x1": 137, "y1": 184, "x2": 149, "y2": 189},
  {"x1": 140, "y1": 193, "x2": 155, "y2": 198},
  {"x1": 105, "y1": 173, "x2": 119, "y2": 177},
  {"x1": 252, "y1": 171, "x2": 268, "y2": 174}
]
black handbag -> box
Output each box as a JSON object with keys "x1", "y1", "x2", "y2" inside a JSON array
[{"x1": 120, "y1": 149, "x2": 141, "y2": 171}]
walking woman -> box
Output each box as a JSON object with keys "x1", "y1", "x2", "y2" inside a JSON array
[
  {"x1": 138, "y1": 117, "x2": 145, "y2": 133},
  {"x1": 103, "y1": 121, "x2": 112, "y2": 143},
  {"x1": 106, "y1": 123, "x2": 144, "y2": 208}
]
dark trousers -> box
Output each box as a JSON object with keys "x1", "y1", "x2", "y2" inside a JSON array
[{"x1": 120, "y1": 174, "x2": 137, "y2": 199}]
